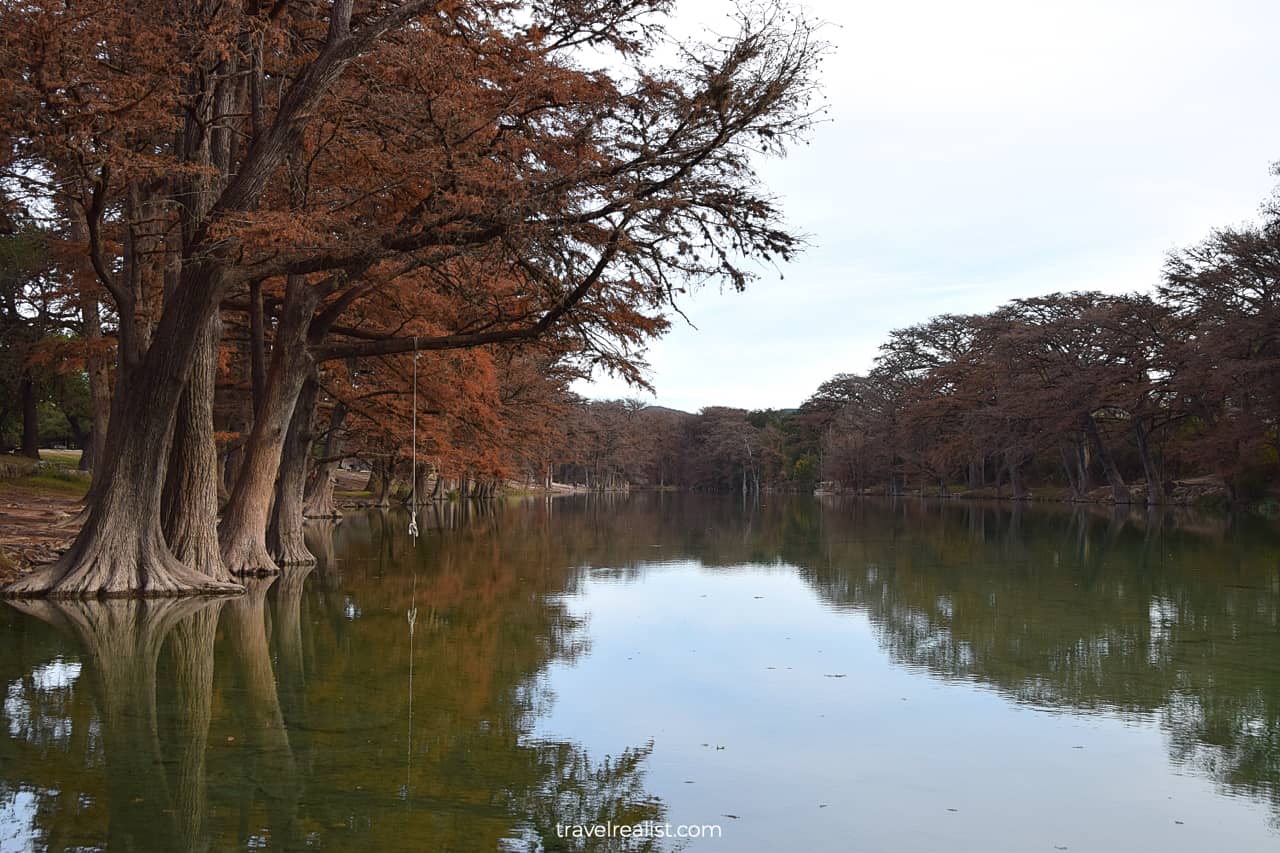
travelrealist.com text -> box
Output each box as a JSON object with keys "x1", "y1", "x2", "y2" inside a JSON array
[{"x1": 554, "y1": 822, "x2": 724, "y2": 840}]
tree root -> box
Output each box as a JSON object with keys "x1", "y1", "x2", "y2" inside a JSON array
[
  {"x1": 3, "y1": 528, "x2": 244, "y2": 599},
  {"x1": 270, "y1": 532, "x2": 317, "y2": 567},
  {"x1": 220, "y1": 534, "x2": 282, "y2": 577}
]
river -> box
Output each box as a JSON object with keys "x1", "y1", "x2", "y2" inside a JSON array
[{"x1": 2, "y1": 495, "x2": 1278, "y2": 851}]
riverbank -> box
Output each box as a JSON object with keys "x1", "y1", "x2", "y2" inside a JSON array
[
  {"x1": 334, "y1": 475, "x2": 603, "y2": 507},
  {"x1": 0, "y1": 455, "x2": 88, "y2": 585},
  {"x1": 4, "y1": 459, "x2": 1274, "y2": 587},
  {"x1": 1, "y1": 460, "x2": 588, "y2": 582},
  {"x1": 812, "y1": 476, "x2": 1280, "y2": 512}
]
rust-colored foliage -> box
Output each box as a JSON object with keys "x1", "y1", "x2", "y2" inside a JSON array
[{"x1": 0, "y1": 0, "x2": 824, "y2": 593}]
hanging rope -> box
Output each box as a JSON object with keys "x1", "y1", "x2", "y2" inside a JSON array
[
  {"x1": 408, "y1": 336, "x2": 419, "y2": 538},
  {"x1": 404, "y1": 336, "x2": 422, "y2": 800},
  {"x1": 405, "y1": 566, "x2": 418, "y2": 798}
]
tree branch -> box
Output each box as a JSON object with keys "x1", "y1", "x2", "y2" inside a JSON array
[{"x1": 312, "y1": 224, "x2": 623, "y2": 362}]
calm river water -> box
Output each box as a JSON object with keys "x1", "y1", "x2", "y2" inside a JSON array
[{"x1": 2, "y1": 496, "x2": 1279, "y2": 851}]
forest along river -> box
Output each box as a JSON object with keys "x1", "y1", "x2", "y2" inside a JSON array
[{"x1": 1, "y1": 495, "x2": 1278, "y2": 852}]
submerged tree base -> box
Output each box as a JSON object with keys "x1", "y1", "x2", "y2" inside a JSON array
[
  {"x1": 2, "y1": 527, "x2": 244, "y2": 599},
  {"x1": 220, "y1": 536, "x2": 283, "y2": 578},
  {"x1": 269, "y1": 532, "x2": 317, "y2": 567}
]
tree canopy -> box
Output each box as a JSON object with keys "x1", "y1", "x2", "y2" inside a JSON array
[{"x1": 0, "y1": 0, "x2": 825, "y2": 596}]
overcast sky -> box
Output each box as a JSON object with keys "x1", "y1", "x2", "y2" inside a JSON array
[{"x1": 575, "y1": 0, "x2": 1280, "y2": 412}]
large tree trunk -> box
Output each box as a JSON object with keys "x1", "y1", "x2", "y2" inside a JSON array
[
  {"x1": 302, "y1": 464, "x2": 341, "y2": 518},
  {"x1": 302, "y1": 401, "x2": 346, "y2": 518},
  {"x1": 85, "y1": 319, "x2": 112, "y2": 473},
  {"x1": 219, "y1": 276, "x2": 321, "y2": 576},
  {"x1": 1085, "y1": 415, "x2": 1130, "y2": 503},
  {"x1": 163, "y1": 315, "x2": 234, "y2": 582},
  {"x1": 268, "y1": 377, "x2": 317, "y2": 565},
  {"x1": 4, "y1": 267, "x2": 245, "y2": 598},
  {"x1": 70, "y1": 215, "x2": 112, "y2": 476},
  {"x1": 248, "y1": 278, "x2": 268, "y2": 415}
]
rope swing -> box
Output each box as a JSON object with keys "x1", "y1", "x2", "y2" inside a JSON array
[
  {"x1": 408, "y1": 336, "x2": 420, "y2": 538},
  {"x1": 405, "y1": 338, "x2": 422, "y2": 797},
  {"x1": 405, "y1": 566, "x2": 418, "y2": 798}
]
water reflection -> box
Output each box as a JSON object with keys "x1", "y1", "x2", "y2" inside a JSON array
[
  {"x1": 7, "y1": 596, "x2": 227, "y2": 851},
  {"x1": 604, "y1": 496, "x2": 1280, "y2": 832},
  {"x1": 0, "y1": 509, "x2": 668, "y2": 851},
  {"x1": 1, "y1": 496, "x2": 1278, "y2": 849},
  {"x1": 793, "y1": 499, "x2": 1280, "y2": 825},
  {"x1": 602, "y1": 496, "x2": 1280, "y2": 829}
]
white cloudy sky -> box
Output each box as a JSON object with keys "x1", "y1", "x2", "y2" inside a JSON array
[{"x1": 575, "y1": 0, "x2": 1280, "y2": 412}]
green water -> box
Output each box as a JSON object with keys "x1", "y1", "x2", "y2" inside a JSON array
[{"x1": 2, "y1": 496, "x2": 1279, "y2": 851}]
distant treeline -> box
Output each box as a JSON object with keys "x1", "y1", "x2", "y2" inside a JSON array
[
  {"x1": 555, "y1": 191, "x2": 1280, "y2": 505},
  {"x1": 549, "y1": 402, "x2": 806, "y2": 493}
]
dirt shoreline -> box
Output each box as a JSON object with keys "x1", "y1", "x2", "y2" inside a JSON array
[{"x1": 0, "y1": 481, "x2": 83, "y2": 586}]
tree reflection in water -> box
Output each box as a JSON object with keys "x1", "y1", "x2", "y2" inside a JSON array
[
  {"x1": 8, "y1": 596, "x2": 227, "y2": 852},
  {"x1": 1, "y1": 506, "x2": 670, "y2": 851}
]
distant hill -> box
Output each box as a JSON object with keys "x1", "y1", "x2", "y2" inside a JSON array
[
  {"x1": 642, "y1": 405, "x2": 694, "y2": 418},
  {"x1": 638, "y1": 404, "x2": 800, "y2": 418}
]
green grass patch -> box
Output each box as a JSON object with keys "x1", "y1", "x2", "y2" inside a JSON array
[
  {"x1": 502, "y1": 486, "x2": 541, "y2": 498},
  {"x1": 0, "y1": 452, "x2": 89, "y2": 500},
  {"x1": 0, "y1": 458, "x2": 90, "y2": 499},
  {"x1": 39, "y1": 449, "x2": 83, "y2": 467},
  {"x1": 14, "y1": 473, "x2": 90, "y2": 498}
]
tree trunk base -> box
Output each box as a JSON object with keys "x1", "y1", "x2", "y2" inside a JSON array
[
  {"x1": 270, "y1": 532, "x2": 317, "y2": 567},
  {"x1": 168, "y1": 525, "x2": 236, "y2": 585},
  {"x1": 219, "y1": 535, "x2": 281, "y2": 577},
  {"x1": 302, "y1": 474, "x2": 342, "y2": 518},
  {"x1": 3, "y1": 526, "x2": 243, "y2": 599}
]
